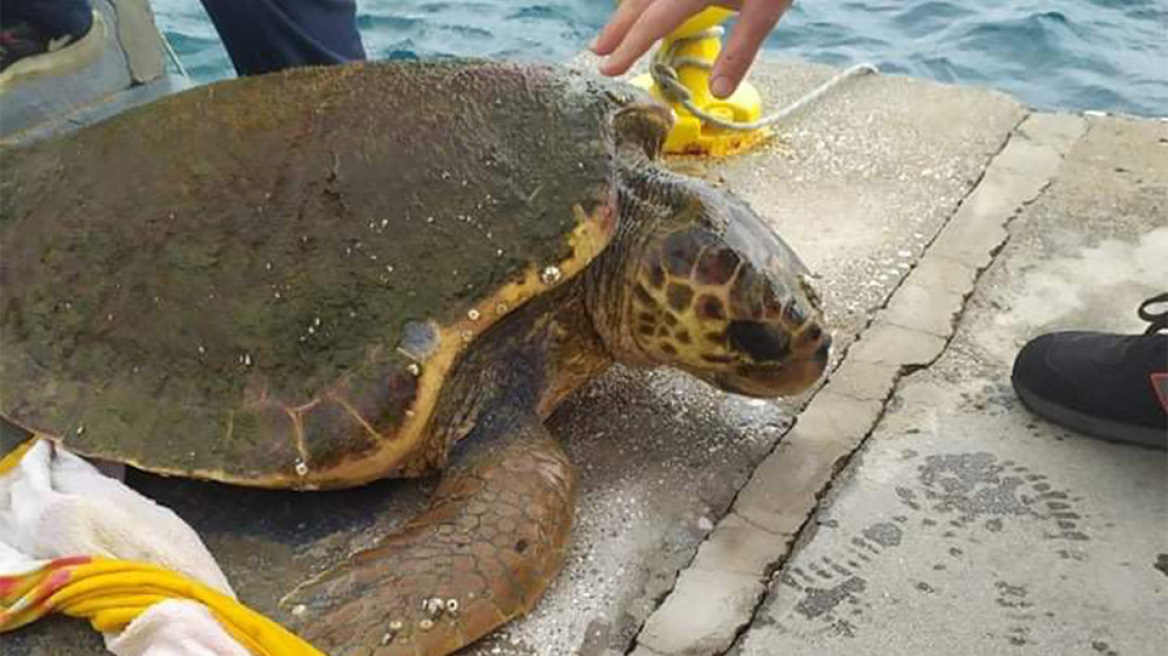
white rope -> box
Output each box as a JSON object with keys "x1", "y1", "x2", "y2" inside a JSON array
[
  {"x1": 159, "y1": 30, "x2": 190, "y2": 80},
  {"x1": 649, "y1": 28, "x2": 879, "y2": 131}
]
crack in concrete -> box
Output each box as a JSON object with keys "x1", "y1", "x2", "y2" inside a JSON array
[
  {"x1": 716, "y1": 112, "x2": 1084, "y2": 656},
  {"x1": 714, "y1": 352, "x2": 907, "y2": 656},
  {"x1": 620, "y1": 108, "x2": 1040, "y2": 656},
  {"x1": 619, "y1": 106, "x2": 1102, "y2": 656}
]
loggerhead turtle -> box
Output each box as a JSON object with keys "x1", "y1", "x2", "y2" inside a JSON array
[{"x1": 0, "y1": 60, "x2": 831, "y2": 655}]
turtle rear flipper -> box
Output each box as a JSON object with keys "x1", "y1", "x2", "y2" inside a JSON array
[{"x1": 282, "y1": 412, "x2": 575, "y2": 655}]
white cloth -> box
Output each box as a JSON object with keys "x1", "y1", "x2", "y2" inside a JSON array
[
  {"x1": 105, "y1": 600, "x2": 251, "y2": 656},
  {"x1": 0, "y1": 440, "x2": 233, "y2": 596},
  {"x1": 0, "y1": 537, "x2": 38, "y2": 574},
  {"x1": 0, "y1": 439, "x2": 247, "y2": 655}
]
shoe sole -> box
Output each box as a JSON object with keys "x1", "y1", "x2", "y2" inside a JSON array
[
  {"x1": 0, "y1": 11, "x2": 105, "y2": 91},
  {"x1": 1015, "y1": 386, "x2": 1168, "y2": 450}
]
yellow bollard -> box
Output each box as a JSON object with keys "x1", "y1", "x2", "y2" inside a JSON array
[{"x1": 630, "y1": 7, "x2": 769, "y2": 157}]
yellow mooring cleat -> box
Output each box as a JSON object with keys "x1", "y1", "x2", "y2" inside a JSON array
[{"x1": 630, "y1": 7, "x2": 769, "y2": 157}]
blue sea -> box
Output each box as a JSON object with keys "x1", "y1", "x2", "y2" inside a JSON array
[{"x1": 156, "y1": 0, "x2": 1166, "y2": 117}]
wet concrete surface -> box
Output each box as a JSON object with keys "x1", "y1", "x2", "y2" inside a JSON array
[
  {"x1": 731, "y1": 116, "x2": 1168, "y2": 656},
  {"x1": 11, "y1": 60, "x2": 1162, "y2": 656}
]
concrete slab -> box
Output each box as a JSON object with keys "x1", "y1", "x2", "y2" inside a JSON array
[
  {"x1": 0, "y1": 0, "x2": 131, "y2": 139},
  {"x1": 733, "y1": 117, "x2": 1167, "y2": 656},
  {"x1": 5, "y1": 59, "x2": 1029, "y2": 656},
  {"x1": 0, "y1": 0, "x2": 178, "y2": 146},
  {"x1": 691, "y1": 514, "x2": 792, "y2": 577},
  {"x1": 699, "y1": 59, "x2": 1028, "y2": 345},
  {"x1": 629, "y1": 93, "x2": 1074, "y2": 656},
  {"x1": 823, "y1": 358, "x2": 899, "y2": 403},
  {"x1": 733, "y1": 393, "x2": 882, "y2": 536},
  {"x1": 112, "y1": 0, "x2": 167, "y2": 83},
  {"x1": 638, "y1": 569, "x2": 765, "y2": 656}
]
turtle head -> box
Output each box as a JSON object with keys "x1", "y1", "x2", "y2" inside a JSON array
[{"x1": 617, "y1": 179, "x2": 831, "y2": 398}]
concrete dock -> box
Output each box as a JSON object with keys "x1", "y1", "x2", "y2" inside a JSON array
[{"x1": 8, "y1": 58, "x2": 1166, "y2": 656}]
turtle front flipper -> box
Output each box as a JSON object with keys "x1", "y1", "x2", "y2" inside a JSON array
[{"x1": 282, "y1": 414, "x2": 575, "y2": 656}]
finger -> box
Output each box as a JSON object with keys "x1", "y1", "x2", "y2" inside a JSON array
[
  {"x1": 710, "y1": 0, "x2": 790, "y2": 97},
  {"x1": 711, "y1": 0, "x2": 745, "y2": 11},
  {"x1": 600, "y1": 0, "x2": 710, "y2": 76},
  {"x1": 592, "y1": 0, "x2": 656, "y2": 55}
]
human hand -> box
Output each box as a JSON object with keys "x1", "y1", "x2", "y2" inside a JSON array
[{"x1": 592, "y1": 0, "x2": 793, "y2": 99}]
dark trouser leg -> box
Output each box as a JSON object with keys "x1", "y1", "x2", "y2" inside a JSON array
[
  {"x1": 282, "y1": 417, "x2": 576, "y2": 656},
  {"x1": 198, "y1": 0, "x2": 365, "y2": 76},
  {"x1": 0, "y1": 0, "x2": 93, "y2": 36}
]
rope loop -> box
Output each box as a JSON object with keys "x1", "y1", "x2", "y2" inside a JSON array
[{"x1": 648, "y1": 28, "x2": 881, "y2": 132}]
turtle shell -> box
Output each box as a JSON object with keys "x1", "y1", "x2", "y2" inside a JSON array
[{"x1": 0, "y1": 60, "x2": 656, "y2": 489}]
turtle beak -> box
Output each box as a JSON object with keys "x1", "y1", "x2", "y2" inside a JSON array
[{"x1": 712, "y1": 332, "x2": 832, "y2": 398}]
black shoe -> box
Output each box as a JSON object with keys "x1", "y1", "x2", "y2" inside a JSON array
[
  {"x1": 1011, "y1": 293, "x2": 1168, "y2": 449},
  {"x1": 0, "y1": 10, "x2": 93, "y2": 73}
]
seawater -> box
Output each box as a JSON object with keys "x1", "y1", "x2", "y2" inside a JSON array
[{"x1": 156, "y1": 0, "x2": 1166, "y2": 117}]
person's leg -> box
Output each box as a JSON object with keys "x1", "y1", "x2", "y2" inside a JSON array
[
  {"x1": 1012, "y1": 293, "x2": 1168, "y2": 449},
  {"x1": 198, "y1": 0, "x2": 365, "y2": 76}
]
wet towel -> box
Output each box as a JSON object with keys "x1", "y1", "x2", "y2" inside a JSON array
[
  {"x1": 0, "y1": 438, "x2": 324, "y2": 656},
  {"x1": 106, "y1": 599, "x2": 251, "y2": 656},
  {"x1": 0, "y1": 439, "x2": 234, "y2": 594}
]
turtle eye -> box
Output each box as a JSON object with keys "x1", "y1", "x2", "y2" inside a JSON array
[
  {"x1": 727, "y1": 320, "x2": 790, "y2": 362},
  {"x1": 782, "y1": 303, "x2": 805, "y2": 327}
]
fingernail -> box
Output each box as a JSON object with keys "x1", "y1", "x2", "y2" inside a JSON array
[
  {"x1": 589, "y1": 37, "x2": 599, "y2": 52},
  {"x1": 710, "y1": 75, "x2": 733, "y2": 98}
]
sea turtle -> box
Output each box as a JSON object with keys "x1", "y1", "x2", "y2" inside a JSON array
[{"x1": 0, "y1": 60, "x2": 831, "y2": 654}]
